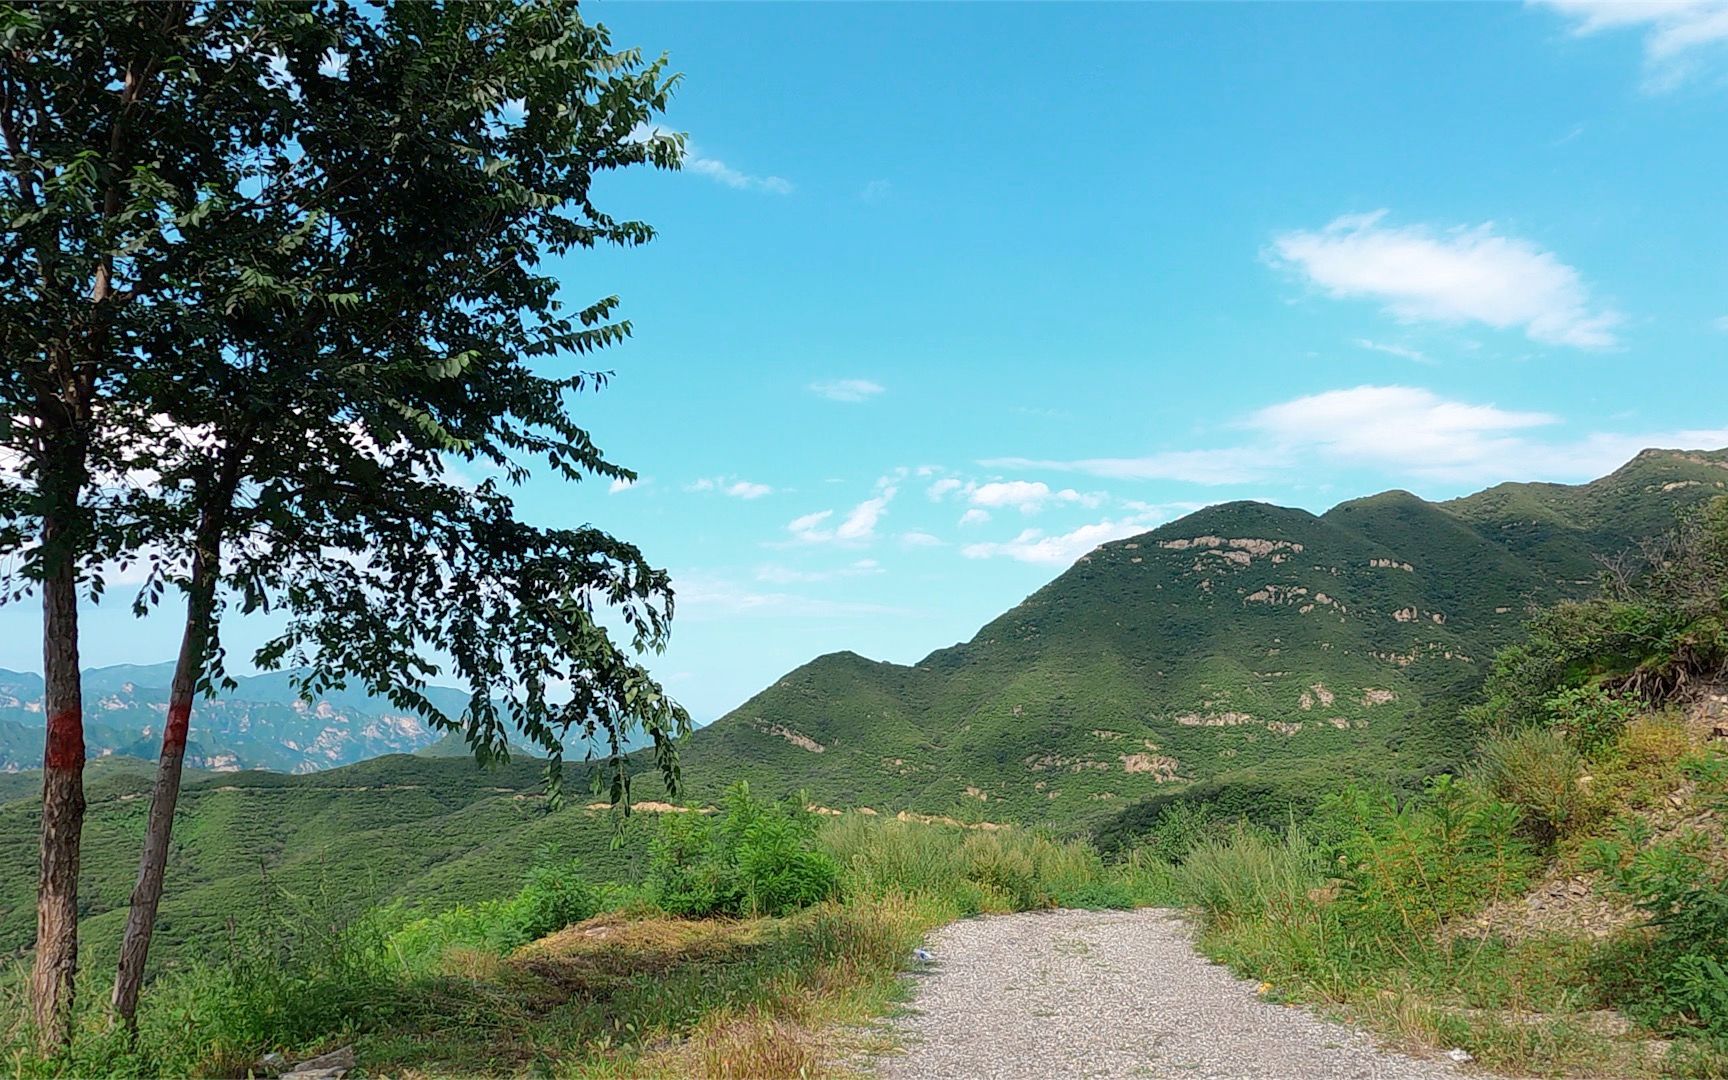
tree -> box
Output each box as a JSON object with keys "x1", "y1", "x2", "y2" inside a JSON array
[
  {"x1": 0, "y1": 1, "x2": 221, "y2": 1045},
  {"x1": 1, "y1": 0, "x2": 691, "y2": 1041}
]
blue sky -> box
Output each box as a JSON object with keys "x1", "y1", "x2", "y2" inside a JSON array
[{"x1": 6, "y1": 1, "x2": 1728, "y2": 723}]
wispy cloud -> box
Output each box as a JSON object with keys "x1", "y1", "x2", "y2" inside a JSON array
[
  {"x1": 686, "y1": 150, "x2": 794, "y2": 194},
  {"x1": 961, "y1": 517, "x2": 1164, "y2": 566},
  {"x1": 675, "y1": 574, "x2": 910, "y2": 619},
  {"x1": 861, "y1": 179, "x2": 893, "y2": 203},
  {"x1": 755, "y1": 559, "x2": 881, "y2": 585},
  {"x1": 1246, "y1": 385, "x2": 1557, "y2": 481},
  {"x1": 1355, "y1": 338, "x2": 1432, "y2": 364},
  {"x1": 1270, "y1": 211, "x2": 1620, "y2": 349},
  {"x1": 630, "y1": 124, "x2": 793, "y2": 194},
  {"x1": 608, "y1": 476, "x2": 638, "y2": 494},
  {"x1": 809, "y1": 378, "x2": 886, "y2": 403},
  {"x1": 985, "y1": 385, "x2": 1728, "y2": 490},
  {"x1": 1534, "y1": 0, "x2": 1728, "y2": 91},
  {"x1": 783, "y1": 484, "x2": 897, "y2": 545},
  {"x1": 688, "y1": 477, "x2": 775, "y2": 499},
  {"x1": 981, "y1": 449, "x2": 1269, "y2": 485}
]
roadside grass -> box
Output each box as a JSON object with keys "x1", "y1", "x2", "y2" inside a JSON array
[
  {"x1": 1141, "y1": 715, "x2": 1728, "y2": 1079},
  {"x1": 2, "y1": 793, "x2": 1170, "y2": 1078}
]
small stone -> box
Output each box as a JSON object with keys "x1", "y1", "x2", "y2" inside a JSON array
[
  {"x1": 257, "y1": 1052, "x2": 288, "y2": 1075},
  {"x1": 1446, "y1": 1048, "x2": 1475, "y2": 1063},
  {"x1": 282, "y1": 1045, "x2": 355, "y2": 1080}
]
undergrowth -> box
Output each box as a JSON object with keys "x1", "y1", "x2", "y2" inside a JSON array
[
  {"x1": 1129, "y1": 500, "x2": 1728, "y2": 1078},
  {"x1": 2, "y1": 784, "x2": 1168, "y2": 1078}
]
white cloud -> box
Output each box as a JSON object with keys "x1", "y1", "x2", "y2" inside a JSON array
[
  {"x1": 984, "y1": 384, "x2": 1728, "y2": 491},
  {"x1": 755, "y1": 559, "x2": 882, "y2": 585},
  {"x1": 981, "y1": 449, "x2": 1269, "y2": 485},
  {"x1": 961, "y1": 519, "x2": 1156, "y2": 566},
  {"x1": 1242, "y1": 384, "x2": 1728, "y2": 484},
  {"x1": 786, "y1": 509, "x2": 834, "y2": 543},
  {"x1": 686, "y1": 152, "x2": 794, "y2": 194},
  {"x1": 967, "y1": 480, "x2": 1107, "y2": 513},
  {"x1": 688, "y1": 476, "x2": 774, "y2": 499},
  {"x1": 1270, "y1": 211, "x2": 1620, "y2": 348},
  {"x1": 1355, "y1": 339, "x2": 1431, "y2": 364},
  {"x1": 969, "y1": 480, "x2": 1051, "y2": 511},
  {"x1": 1246, "y1": 385, "x2": 1557, "y2": 480},
  {"x1": 782, "y1": 486, "x2": 896, "y2": 545},
  {"x1": 608, "y1": 477, "x2": 636, "y2": 494},
  {"x1": 836, "y1": 490, "x2": 893, "y2": 541},
  {"x1": 959, "y1": 508, "x2": 991, "y2": 527},
  {"x1": 1535, "y1": 0, "x2": 1728, "y2": 91},
  {"x1": 675, "y1": 575, "x2": 909, "y2": 620},
  {"x1": 809, "y1": 378, "x2": 885, "y2": 403},
  {"x1": 862, "y1": 179, "x2": 893, "y2": 203},
  {"x1": 630, "y1": 124, "x2": 793, "y2": 194},
  {"x1": 900, "y1": 530, "x2": 945, "y2": 548},
  {"x1": 1714, "y1": 315, "x2": 1728, "y2": 332},
  {"x1": 926, "y1": 477, "x2": 965, "y2": 500}
]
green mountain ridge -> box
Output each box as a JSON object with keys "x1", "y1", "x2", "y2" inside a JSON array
[{"x1": 679, "y1": 447, "x2": 1728, "y2": 828}]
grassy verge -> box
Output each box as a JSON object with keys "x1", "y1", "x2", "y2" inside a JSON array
[
  {"x1": 2, "y1": 795, "x2": 1172, "y2": 1078},
  {"x1": 1134, "y1": 715, "x2": 1728, "y2": 1079}
]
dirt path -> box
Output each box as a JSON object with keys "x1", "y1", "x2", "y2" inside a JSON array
[{"x1": 877, "y1": 908, "x2": 1469, "y2": 1080}]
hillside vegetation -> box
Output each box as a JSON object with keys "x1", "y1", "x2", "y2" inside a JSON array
[
  {"x1": 2, "y1": 791, "x2": 1169, "y2": 1077},
  {"x1": 689, "y1": 449, "x2": 1728, "y2": 828},
  {"x1": 1137, "y1": 495, "x2": 1728, "y2": 1077}
]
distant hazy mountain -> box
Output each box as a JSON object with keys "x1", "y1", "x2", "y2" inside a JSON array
[{"x1": 0, "y1": 664, "x2": 521, "y2": 774}]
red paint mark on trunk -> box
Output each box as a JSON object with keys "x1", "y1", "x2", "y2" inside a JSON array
[
  {"x1": 164, "y1": 701, "x2": 192, "y2": 750},
  {"x1": 43, "y1": 709, "x2": 84, "y2": 770}
]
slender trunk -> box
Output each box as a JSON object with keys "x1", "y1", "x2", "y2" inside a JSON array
[
  {"x1": 32, "y1": 553, "x2": 84, "y2": 1051},
  {"x1": 112, "y1": 433, "x2": 243, "y2": 1030},
  {"x1": 110, "y1": 536, "x2": 217, "y2": 1029}
]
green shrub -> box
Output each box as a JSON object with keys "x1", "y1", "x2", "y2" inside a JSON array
[
  {"x1": 818, "y1": 812, "x2": 1167, "y2": 913},
  {"x1": 1475, "y1": 728, "x2": 1593, "y2": 845},
  {"x1": 1587, "y1": 754, "x2": 1728, "y2": 1035},
  {"x1": 1327, "y1": 776, "x2": 1534, "y2": 938},
  {"x1": 1128, "y1": 799, "x2": 1220, "y2": 865},
  {"x1": 648, "y1": 783, "x2": 839, "y2": 917},
  {"x1": 385, "y1": 859, "x2": 599, "y2": 968},
  {"x1": 1543, "y1": 685, "x2": 1642, "y2": 756},
  {"x1": 1175, "y1": 825, "x2": 1322, "y2": 923}
]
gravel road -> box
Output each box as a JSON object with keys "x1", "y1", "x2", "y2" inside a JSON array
[{"x1": 877, "y1": 908, "x2": 1469, "y2": 1080}]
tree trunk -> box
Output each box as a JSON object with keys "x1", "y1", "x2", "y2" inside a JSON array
[
  {"x1": 111, "y1": 505, "x2": 226, "y2": 1031},
  {"x1": 32, "y1": 556, "x2": 84, "y2": 1051}
]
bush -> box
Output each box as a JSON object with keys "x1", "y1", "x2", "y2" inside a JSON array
[
  {"x1": 1475, "y1": 728, "x2": 1593, "y2": 845},
  {"x1": 1587, "y1": 754, "x2": 1728, "y2": 1035},
  {"x1": 1543, "y1": 685, "x2": 1642, "y2": 756},
  {"x1": 649, "y1": 784, "x2": 839, "y2": 918},
  {"x1": 385, "y1": 859, "x2": 599, "y2": 969},
  {"x1": 1326, "y1": 776, "x2": 1535, "y2": 937},
  {"x1": 818, "y1": 812, "x2": 1169, "y2": 914},
  {"x1": 1175, "y1": 825, "x2": 1322, "y2": 924}
]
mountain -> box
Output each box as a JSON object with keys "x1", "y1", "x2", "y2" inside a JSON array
[
  {"x1": 0, "y1": 664, "x2": 467, "y2": 773},
  {"x1": 679, "y1": 448, "x2": 1728, "y2": 829}
]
